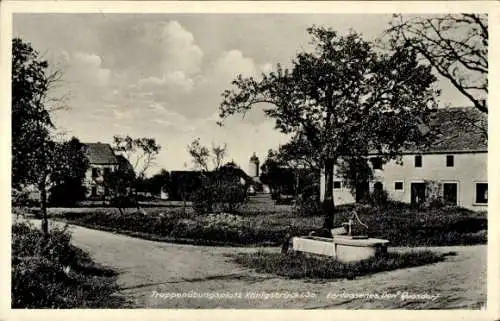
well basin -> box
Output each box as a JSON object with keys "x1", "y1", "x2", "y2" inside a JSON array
[{"x1": 292, "y1": 236, "x2": 389, "y2": 263}]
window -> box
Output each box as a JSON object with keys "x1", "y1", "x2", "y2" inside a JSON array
[
  {"x1": 446, "y1": 155, "x2": 454, "y2": 167},
  {"x1": 333, "y1": 181, "x2": 342, "y2": 189},
  {"x1": 91, "y1": 186, "x2": 97, "y2": 197},
  {"x1": 371, "y1": 157, "x2": 383, "y2": 170},
  {"x1": 394, "y1": 181, "x2": 403, "y2": 191},
  {"x1": 443, "y1": 183, "x2": 458, "y2": 205},
  {"x1": 374, "y1": 182, "x2": 383, "y2": 192},
  {"x1": 92, "y1": 168, "x2": 99, "y2": 178},
  {"x1": 414, "y1": 155, "x2": 422, "y2": 167},
  {"x1": 475, "y1": 183, "x2": 488, "y2": 204},
  {"x1": 103, "y1": 167, "x2": 111, "y2": 177}
]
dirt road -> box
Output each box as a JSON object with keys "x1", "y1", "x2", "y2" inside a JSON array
[{"x1": 19, "y1": 219, "x2": 486, "y2": 309}]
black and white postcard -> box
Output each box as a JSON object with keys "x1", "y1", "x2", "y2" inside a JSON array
[{"x1": 1, "y1": 1, "x2": 499, "y2": 320}]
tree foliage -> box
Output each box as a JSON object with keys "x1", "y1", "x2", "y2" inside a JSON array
[
  {"x1": 112, "y1": 135, "x2": 161, "y2": 179},
  {"x1": 186, "y1": 140, "x2": 246, "y2": 214},
  {"x1": 144, "y1": 169, "x2": 171, "y2": 195},
  {"x1": 219, "y1": 26, "x2": 438, "y2": 228},
  {"x1": 12, "y1": 38, "x2": 55, "y2": 188},
  {"x1": 260, "y1": 149, "x2": 292, "y2": 196},
  {"x1": 386, "y1": 14, "x2": 488, "y2": 114},
  {"x1": 47, "y1": 137, "x2": 90, "y2": 206},
  {"x1": 187, "y1": 137, "x2": 227, "y2": 172},
  {"x1": 110, "y1": 135, "x2": 161, "y2": 211},
  {"x1": 12, "y1": 38, "x2": 83, "y2": 234}
]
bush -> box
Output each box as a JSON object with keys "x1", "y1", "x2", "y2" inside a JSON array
[
  {"x1": 294, "y1": 194, "x2": 320, "y2": 216},
  {"x1": 12, "y1": 221, "x2": 123, "y2": 308},
  {"x1": 232, "y1": 250, "x2": 449, "y2": 279},
  {"x1": 48, "y1": 180, "x2": 87, "y2": 207},
  {"x1": 12, "y1": 188, "x2": 39, "y2": 207},
  {"x1": 367, "y1": 189, "x2": 390, "y2": 206},
  {"x1": 192, "y1": 174, "x2": 247, "y2": 214}
]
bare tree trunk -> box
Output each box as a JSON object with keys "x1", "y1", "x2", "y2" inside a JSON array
[
  {"x1": 322, "y1": 158, "x2": 336, "y2": 229},
  {"x1": 182, "y1": 190, "x2": 187, "y2": 215},
  {"x1": 102, "y1": 184, "x2": 106, "y2": 206},
  {"x1": 39, "y1": 178, "x2": 48, "y2": 235},
  {"x1": 135, "y1": 191, "x2": 140, "y2": 210}
]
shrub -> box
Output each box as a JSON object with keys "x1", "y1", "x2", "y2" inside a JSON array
[
  {"x1": 48, "y1": 180, "x2": 87, "y2": 207},
  {"x1": 368, "y1": 188, "x2": 390, "y2": 206},
  {"x1": 192, "y1": 174, "x2": 247, "y2": 214},
  {"x1": 191, "y1": 183, "x2": 216, "y2": 214},
  {"x1": 12, "y1": 188, "x2": 39, "y2": 207},
  {"x1": 294, "y1": 194, "x2": 320, "y2": 216},
  {"x1": 11, "y1": 221, "x2": 123, "y2": 308}
]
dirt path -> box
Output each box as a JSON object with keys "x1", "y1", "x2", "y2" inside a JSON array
[{"x1": 19, "y1": 219, "x2": 486, "y2": 309}]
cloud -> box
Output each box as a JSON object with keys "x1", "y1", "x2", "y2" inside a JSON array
[
  {"x1": 57, "y1": 51, "x2": 111, "y2": 87},
  {"x1": 208, "y1": 49, "x2": 268, "y2": 88},
  {"x1": 115, "y1": 20, "x2": 204, "y2": 78},
  {"x1": 260, "y1": 63, "x2": 273, "y2": 74},
  {"x1": 138, "y1": 71, "x2": 195, "y2": 93},
  {"x1": 157, "y1": 21, "x2": 204, "y2": 75}
]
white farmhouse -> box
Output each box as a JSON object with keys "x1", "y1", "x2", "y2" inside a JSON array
[
  {"x1": 320, "y1": 107, "x2": 487, "y2": 211},
  {"x1": 82, "y1": 142, "x2": 121, "y2": 198}
]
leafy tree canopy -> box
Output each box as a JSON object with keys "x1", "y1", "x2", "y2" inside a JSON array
[{"x1": 218, "y1": 26, "x2": 438, "y2": 227}]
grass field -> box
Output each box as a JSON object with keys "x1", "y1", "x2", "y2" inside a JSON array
[{"x1": 16, "y1": 194, "x2": 487, "y2": 247}]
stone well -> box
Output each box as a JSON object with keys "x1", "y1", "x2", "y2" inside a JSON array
[{"x1": 292, "y1": 235, "x2": 389, "y2": 263}]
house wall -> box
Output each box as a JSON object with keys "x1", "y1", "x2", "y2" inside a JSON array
[
  {"x1": 320, "y1": 152, "x2": 487, "y2": 211},
  {"x1": 84, "y1": 164, "x2": 118, "y2": 197}
]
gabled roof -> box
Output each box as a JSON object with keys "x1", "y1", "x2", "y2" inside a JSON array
[
  {"x1": 115, "y1": 154, "x2": 134, "y2": 172},
  {"x1": 411, "y1": 107, "x2": 487, "y2": 154},
  {"x1": 368, "y1": 107, "x2": 487, "y2": 155},
  {"x1": 83, "y1": 143, "x2": 119, "y2": 165}
]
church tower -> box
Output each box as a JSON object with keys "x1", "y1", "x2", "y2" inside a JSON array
[{"x1": 248, "y1": 152, "x2": 260, "y2": 178}]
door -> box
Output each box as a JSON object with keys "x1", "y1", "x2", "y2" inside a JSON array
[
  {"x1": 443, "y1": 183, "x2": 458, "y2": 205},
  {"x1": 410, "y1": 183, "x2": 426, "y2": 206},
  {"x1": 355, "y1": 182, "x2": 370, "y2": 202}
]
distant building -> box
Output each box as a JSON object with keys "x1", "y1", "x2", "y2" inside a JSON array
[
  {"x1": 83, "y1": 142, "x2": 131, "y2": 198},
  {"x1": 321, "y1": 107, "x2": 487, "y2": 211},
  {"x1": 247, "y1": 152, "x2": 272, "y2": 194},
  {"x1": 248, "y1": 152, "x2": 260, "y2": 177}
]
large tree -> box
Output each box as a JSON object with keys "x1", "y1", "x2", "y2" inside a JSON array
[
  {"x1": 386, "y1": 14, "x2": 488, "y2": 114},
  {"x1": 219, "y1": 26, "x2": 437, "y2": 228},
  {"x1": 11, "y1": 38, "x2": 83, "y2": 234}
]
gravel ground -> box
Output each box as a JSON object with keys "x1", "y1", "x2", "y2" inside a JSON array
[{"x1": 17, "y1": 218, "x2": 486, "y2": 309}]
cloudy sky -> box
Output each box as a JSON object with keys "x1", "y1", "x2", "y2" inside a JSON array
[{"x1": 13, "y1": 13, "x2": 470, "y2": 175}]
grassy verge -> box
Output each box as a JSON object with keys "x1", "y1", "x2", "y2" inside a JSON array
[
  {"x1": 12, "y1": 221, "x2": 128, "y2": 308},
  {"x1": 53, "y1": 210, "x2": 312, "y2": 247},
  {"x1": 232, "y1": 250, "x2": 452, "y2": 280}
]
